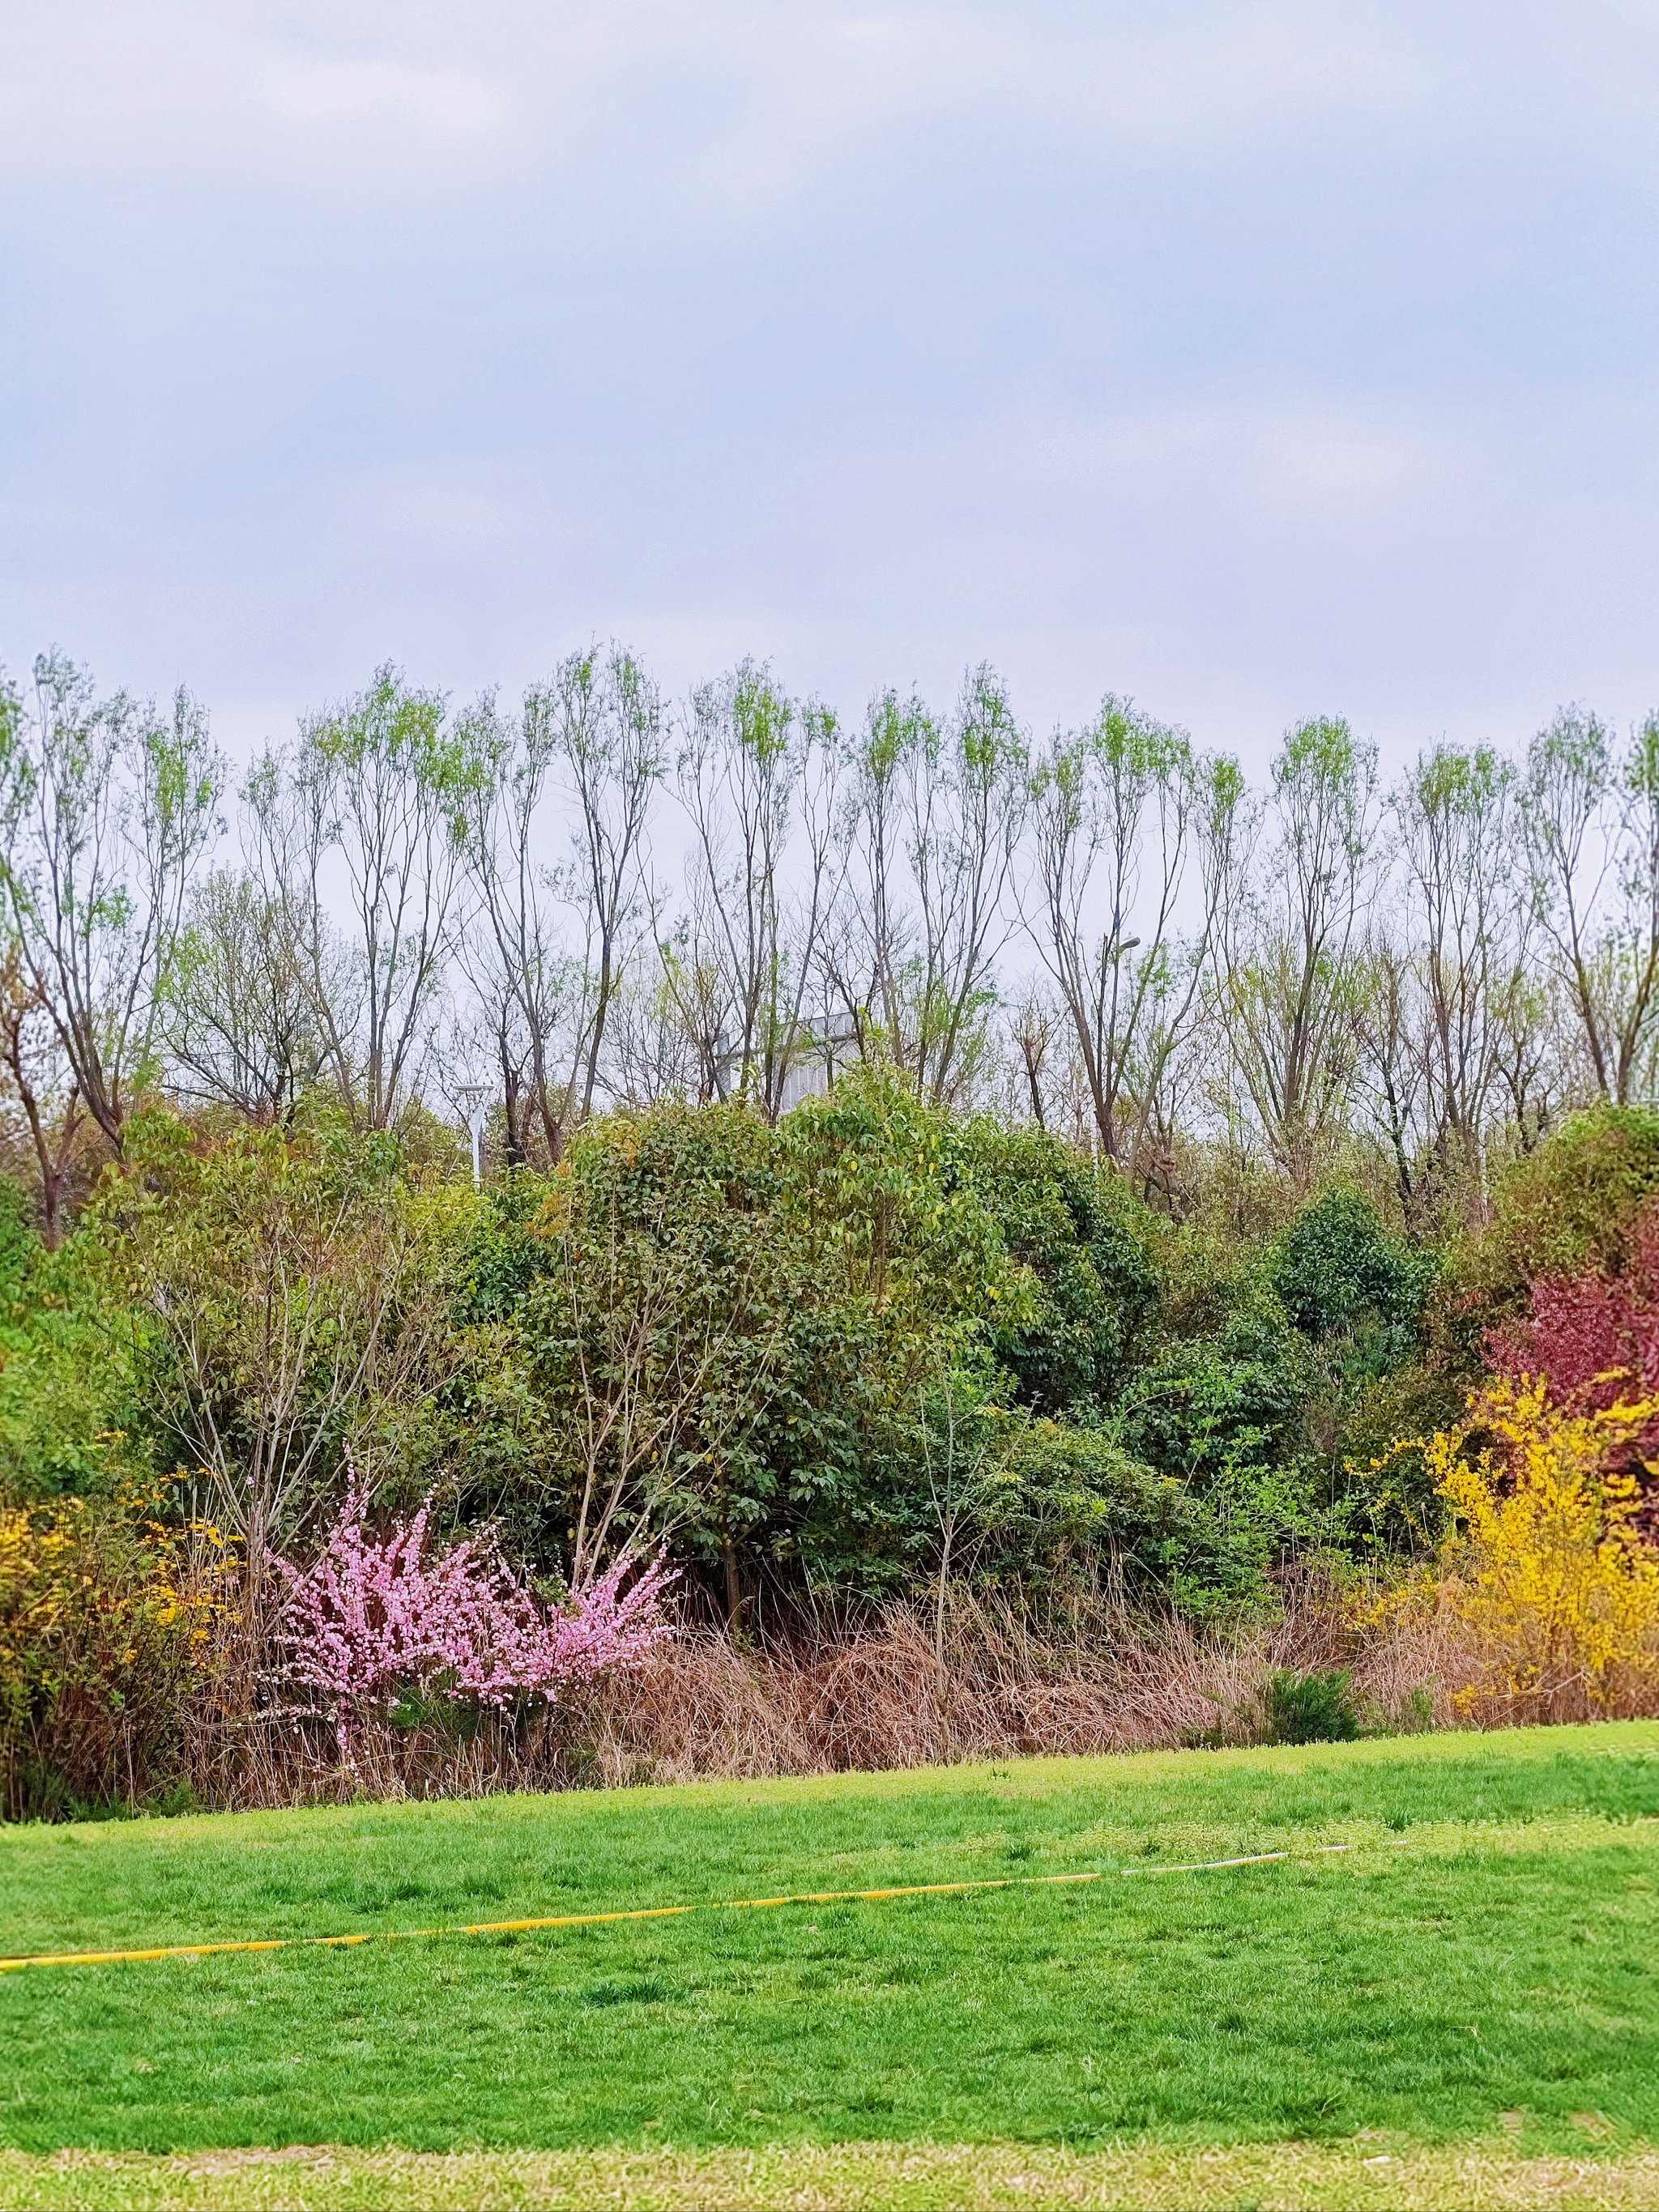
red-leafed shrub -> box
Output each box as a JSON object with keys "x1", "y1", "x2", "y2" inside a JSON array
[
  {"x1": 1486, "y1": 1198, "x2": 1659, "y2": 1535},
  {"x1": 1487, "y1": 1198, "x2": 1659, "y2": 1414}
]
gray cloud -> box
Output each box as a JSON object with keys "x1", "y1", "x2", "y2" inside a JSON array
[{"x1": 2, "y1": 1, "x2": 1657, "y2": 769}]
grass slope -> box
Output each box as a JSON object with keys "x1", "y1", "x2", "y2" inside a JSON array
[
  {"x1": 7, "y1": 2142, "x2": 1659, "y2": 2212},
  {"x1": 1, "y1": 1724, "x2": 1657, "y2": 2180}
]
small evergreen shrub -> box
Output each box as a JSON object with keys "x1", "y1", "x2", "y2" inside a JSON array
[{"x1": 1262, "y1": 1665, "x2": 1363, "y2": 1744}]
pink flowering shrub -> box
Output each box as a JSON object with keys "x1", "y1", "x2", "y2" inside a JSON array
[{"x1": 273, "y1": 1477, "x2": 674, "y2": 1757}]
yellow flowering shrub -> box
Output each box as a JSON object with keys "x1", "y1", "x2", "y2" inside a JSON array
[
  {"x1": 0, "y1": 1491, "x2": 234, "y2": 1817},
  {"x1": 1422, "y1": 1377, "x2": 1659, "y2": 1721}
]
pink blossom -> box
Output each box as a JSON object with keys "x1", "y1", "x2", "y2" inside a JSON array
[{"x1": 273, "y1": 1474, "x2": 674, "y2": 1757}]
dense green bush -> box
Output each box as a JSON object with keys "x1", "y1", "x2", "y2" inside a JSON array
[
  {"x1": 951, "y1": 1120, "x2": 1162, "y2": 1416},
  {"x1": 1269, "y1": 1187, "x2": 1435, "y2": 1378},
  {"x1": 973, "y1": 1417, "x2": 1184, "y2": 1596},
  {"x1": 458, "y1": 1074, "x2": 1032, "y2": 1612}
]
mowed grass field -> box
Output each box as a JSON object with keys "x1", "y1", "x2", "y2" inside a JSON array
[{"x1": 2, "y1": 1724, "x2": 1659, "y2": 2209}]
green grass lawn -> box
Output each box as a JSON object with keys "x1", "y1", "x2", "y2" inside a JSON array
[{"x1": 2, "y1": 1724, "x2": 1658, "y2": 2206}]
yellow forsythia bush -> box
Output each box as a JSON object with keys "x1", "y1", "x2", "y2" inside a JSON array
[
  {"x1": 1424, "y1": 1377, "x2": 1659, "y2": 1721},
  {"x1": 0, "y1": 1492, "x2": 232, "y2": 1817}
]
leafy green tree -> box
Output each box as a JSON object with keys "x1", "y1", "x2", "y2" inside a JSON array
[
  {"x1": 1269, "y1": 1187, "x2": 1435, "y2": 1381},
  {"x1": 953, "y1": 1119, "x2": 1161, "y2": 1416},
  {"x1": 465, "y1": 1070, "x2": 1030, "y2": 1613}
]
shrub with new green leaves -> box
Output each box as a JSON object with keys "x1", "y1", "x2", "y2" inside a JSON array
[
  {"x1": 925, "y1": 1404, "x2": 1184, "y2": 1602},
  {"x1": 1456, "y1": 1104, "x2": 1659, "y2": 1328},
  {"x1": 86, "y1": 1106, "x2": 487, "y2": 1560},
  {"x1": 0, "y1": 1181, "x2": 139, "y2": 1502}
]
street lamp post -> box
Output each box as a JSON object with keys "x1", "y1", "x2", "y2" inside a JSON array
[{"x1": 456, "y1": 1083, "x2": 491, "y2": 1187}]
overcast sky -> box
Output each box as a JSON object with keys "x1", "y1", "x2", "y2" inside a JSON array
[{"x1": 2, "y1": 2, "x2": 1657, "y2": 771}]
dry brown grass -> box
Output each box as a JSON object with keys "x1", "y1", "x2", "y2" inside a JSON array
[
  {"x1": 28, "y1": 1566, "x2": 1649, "y2": 1816},
  {"x1": 173, "y1": 1703, "x2": 576, "y2": 1813},
  {"x1": 572, "y1": 1577, "x2": 1478, "y2": 1788},
  {"x1": 139, "y1": 1575, "x2": 1461, "y2": 1811}
]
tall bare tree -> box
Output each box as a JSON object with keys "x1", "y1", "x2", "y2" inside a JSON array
[
  {"x1": 834, "y1": 688, "x2": 931, "y2": 1059},
  {"x1": 554, "y1": 650, "x2": 666, "y2": 1128},
  {"x1": 1362, "y1": 742, "x2": 1531, "y2": 1221},
  {"x1": 674, "y1": 662, "x2": 843, "y2": 1120},
  {"x1": 0, "y1": 653, "x2": 221, "y2": 1150},
  {"x1": 1525, "y1": 705, "x2": 1659, "y2": 1104},
  {"x1": 456, "y1": 685, "x2": 574, "y2": 1166},
  {"x1": 1353, "y1": 937, "x2": 1431, "y2": 1225},
  {"x1": 906, "y1": 668, "x2": 1029, "y2": 1104},
  {"x1": 1026, "y1": 697, "x2": 1240, "y2": 1175},
  {"x1": 833, "y1": 671, "x2": 1026, "y2": 1104},
  {"x1": 283, "y1": 667, "x2": 478, "y2": 1130},
  {"x1": 1219, "y1": 717, "x2": 1378, "y2": 1186},
  {"x1": 166, "y1": 857, "x2": 333, "y2": 1123},
  {"x1": 0, "y1": 942, "x2": 87, "y2": 1247},
  {"x1": 460, "y1": 647, "x2": 663, "y2": 1160}
]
